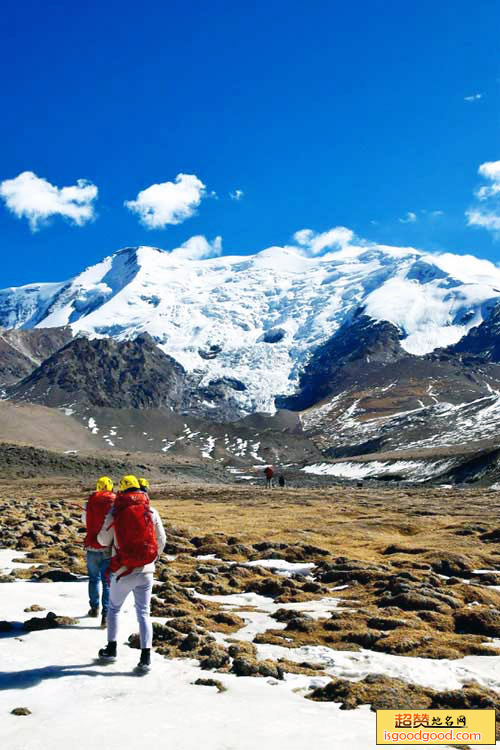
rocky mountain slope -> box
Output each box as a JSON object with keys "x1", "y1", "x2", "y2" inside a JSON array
[
  {"x1": 450, "y1": 301, "x2": 500, "y2": 360},
  {"x1": 8, "y1": 334, "x2": 189, "y2": 410},
  {"x1": 0, "y1": 327, "x2": 72, "y2": 386},
  {"x1": 292, "y1": 307, "x2": 500, "y2": 458},
  {"x1": 7, "y1": 333, "x2": 255, "y2": 421}
]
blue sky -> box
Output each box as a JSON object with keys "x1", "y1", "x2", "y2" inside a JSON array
[{"x1": 1, "y1": 0, "x2": 499, "y2": 286}]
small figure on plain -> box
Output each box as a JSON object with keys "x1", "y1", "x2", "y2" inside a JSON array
[
  {"x1": 97, "y1": 474, "x2": 166, "y2": 674},
  {"x1": 264, "y1": 465, "x2": 274, "y2": 488},
  {"x1": 278, "y1": 474, "x2": 285, "y2": 488},
  {"x1": 82, "y1": 476, "x2": 116, "y2": 628}
]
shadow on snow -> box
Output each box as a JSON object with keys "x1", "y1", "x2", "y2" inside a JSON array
[{"x1": 0, "y1": 663, "x2": 141, "y2": 690}]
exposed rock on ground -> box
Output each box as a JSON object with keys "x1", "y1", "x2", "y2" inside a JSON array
[
  {"x1": 193, "y1": 678, "x2": 227, "y2": 693},
  {"x1": 23, "y1": 612, "x2": 78, "y2": 631},
  {"x1": 11, "y1": 707, "x2": 32, "y2": 716}
]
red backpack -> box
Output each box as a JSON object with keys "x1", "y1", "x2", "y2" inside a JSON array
[
  {"x1": 84, "y1": 491, "x2": 116, "y2": 549},
  {"x1": 109, "y1": 492, "x2": 158, "y2": 579}
]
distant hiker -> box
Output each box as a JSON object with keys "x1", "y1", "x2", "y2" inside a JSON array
[
  {"x1": 278, "y1": 474, "x2": 285, "y2": 488},
  {"x1": 97, "y1": 474, "x2": 166, "y2": 673},
  {"x1": 264, "y1": 466, "x2": 274, "y2": 488},
  {"x1": 82, "y1": 476, "x2": 116, "y2": 628},
  {"x1": 138, "y1": 477, "x2": 150, "y2": 495}
]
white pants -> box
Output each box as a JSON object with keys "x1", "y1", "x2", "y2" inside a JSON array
[{"x1": 107, "y1": 571, "x2": 153, "y2": 649}]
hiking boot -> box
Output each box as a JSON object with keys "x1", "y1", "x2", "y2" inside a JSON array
[
  {"x1": 135, "y1": 648, "x2": 151, "y2": 674},
  {"x1": 100, "y1": 612, "x2": 107, "y2": 629},
  {"x1": 98, "y1": 641, "x2": 117, "y2": 662},
  {"x1": 88, "y1": 607, "x2": 99, "y2": 617}
]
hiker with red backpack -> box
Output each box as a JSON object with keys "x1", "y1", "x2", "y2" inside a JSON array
[
  {"x1": 82, "y1": 476, "x2": 116, "y2": 628},
  {"x1": 96, "y1": 474, "x2": 166, "y2": 673},
  {"x1": 264, "y1": 465, "x2": 274, "y2": 488}
]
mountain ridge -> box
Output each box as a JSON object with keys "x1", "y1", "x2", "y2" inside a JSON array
[{"x1": 1, "y1": 242, "x2": 500, "y2": 415}]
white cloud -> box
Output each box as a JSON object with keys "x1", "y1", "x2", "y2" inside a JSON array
[
  {"x1": 230, "y1": 189, "x2": 244, "y2": 201},
  {"x1": 169, "y1": 234, "x2": 222, "y2": 261},
  {"x1": 125, "y1": 173, "x2": 206, "y2": 229},
  {"x1": 475, "y1": 161, "x2": 500, "y2": 199},
  {"x1": 464, "y1": 93, "x2": 482, "y2": 102},
  {"x1": 399, "y1": 211, "x2": 417, "y2": 224},
  {"x1": 466, "y1": 209, "x2": 500, "y2": 231},
  {"x1": 479, "y1": 161, "x2": 500, "y2": 180},
  {"x1": 466, "y1": 159, "x2": 500, "y2": 234},
  {"x1": 0, "y1": 171, "x2": 98, "y2": 231},
  {"x1": 272, "y1": 226, "x2": 420, "y2": 262},
  {"x1": 293, "y1": 226, "x2": 354, "y2": 255}
]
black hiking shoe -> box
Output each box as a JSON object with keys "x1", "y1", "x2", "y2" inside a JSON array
[
  {"x1": 135, "y1": 648, "x2": 151, "y2": 674},
  {"x1": 98, "y1": 641, "x2": 117, "y2": 662},
  {"x1": 88, "y1": 607, "x2": 99, "y2": 617},
  {"x1": 100, "y1": 612, "x2": 107, "y2": 629}
]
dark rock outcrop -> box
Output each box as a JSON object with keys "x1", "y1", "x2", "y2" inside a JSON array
[
  {"x1": 448, "y1": 301, "x2": 500, "y2": 362},
  {"x1": 7, "y1": 334, "x2": 188, "y2": 410}
]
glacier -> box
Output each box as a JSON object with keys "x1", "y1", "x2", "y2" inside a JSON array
[{"x1": 1, "y1": 237, "x2": 500, "y2": 414}]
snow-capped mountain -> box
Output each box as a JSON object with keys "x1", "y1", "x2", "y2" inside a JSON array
[{"x1": 1, "y1": 242, "x2": 500, "y2": 414}]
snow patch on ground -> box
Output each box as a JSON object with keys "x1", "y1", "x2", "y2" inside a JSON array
[
  {"x1": 242, "y1": 559, "x2": 316, "y2": 577},
  {"x1": 196, "y1": 584, "x2": 500, "y2": 699},
  {"x1": 258, "y1": 641, "x2": 500, "y2": 694},
  {"x1": 0, "y1": 550, "x2": 42, "y2": 574},
  {"x1": 201, "y1": 435, "x2": 217, "y2": 459},
  {"x1": 302, "y1": 459, "x2": 455, "y2": 482}
]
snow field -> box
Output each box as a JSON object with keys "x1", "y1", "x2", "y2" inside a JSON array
[
  {"x1": 0, "y1": 552, "x2": 372, "y2": 750},
  {"x1": 193, "y1": 577, "x2": 500, "y2": 694},
  {"x1": 1, "y1": 551, "x2": 498, "y2": 749},
  {"x1": 302, "y1": 459, "x2": 455, "y2": 482}
]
